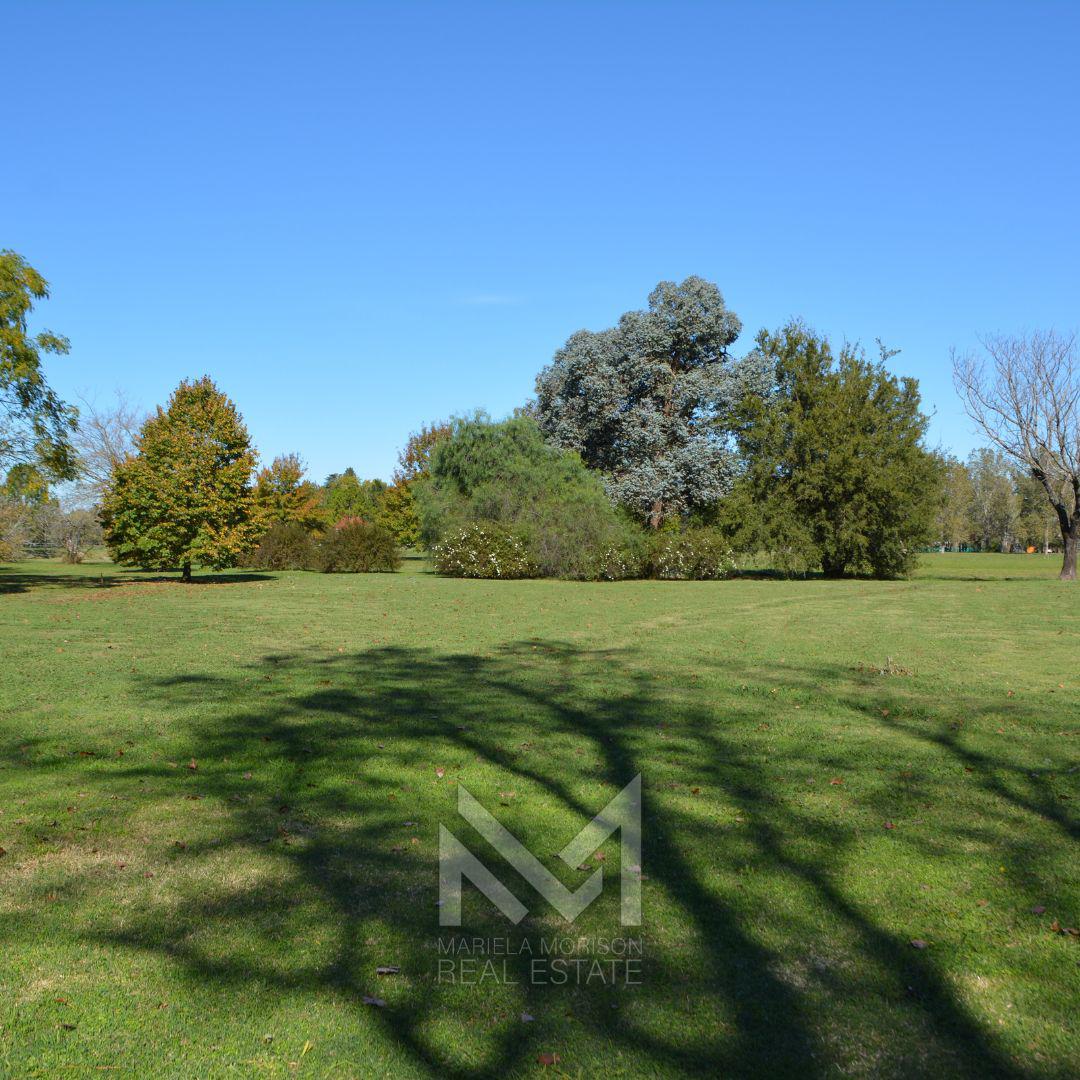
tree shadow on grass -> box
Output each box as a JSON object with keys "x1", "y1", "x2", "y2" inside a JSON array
[
  {"x1": 65, "y1": 643, "x2": 1070, "y2": 1078},
  {"x1": 0, "y1": 566, "x2": 273, "y2": 594}
]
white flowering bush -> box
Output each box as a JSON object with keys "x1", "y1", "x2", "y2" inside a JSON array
[
  {"x1": 593, "y1": 542, "x2": 645, "y2": 581},
  {"x1": 650, "y1": 529, "x2": 736, "y2": 580},
  {"x1": 431, "y1": 524, "x2": 538, "y2": 579}
]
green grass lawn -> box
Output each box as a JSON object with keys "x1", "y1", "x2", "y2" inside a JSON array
[{"x1": 0, "y1": 554, "x2": 1077, "y2": 1078}]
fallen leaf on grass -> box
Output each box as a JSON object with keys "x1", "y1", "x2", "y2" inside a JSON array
[
  {"x1": 59, "y1": 1022, "x2": 77, "y2": 1030},
  {"x1": 1031, "y1": 905, "x2": 1046, "y2": 915},
  {"x1": 301, "y1": 1040, "x2": 313, "y2": 1057},
  {"x1": 884, "y1": 822, "x2": 896, "y2": 830},
  {"x1": 521, "y1": 1012, "x2": 534, "y2": 1022},
  {"x1": 362, "y1": 995, "x2": 386, "y2": 1007},
  {"x1": 537, "y1": 1053, "x2": 560, "y2": 1066},
  {"x1": 376, "y1": 965, "x2": 400, "y2": 975},
  {"x1": 435, "y1": 767, "x2": 445, "y2": 779},
  {"x1": 909, "y1": 939, "x2": 928, "y2": 949},
  {"x1": 242, "y1": 772, "x2": 252, "y2": 780},
  {"x1": 829, "y1": 778, "x2": 843, "y2": 786},
  {"x1": 187, "y1": 759, "x2": 198, "y2": 772},
  {"x1": 690, "y1": 787, "x2": 701, "y2": 795},
  {"x1": 1050, "y1": 920, "x2": 1079, "y2": 937}
]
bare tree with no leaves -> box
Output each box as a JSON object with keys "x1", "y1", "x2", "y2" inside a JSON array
[
  {"x1": 953, "y1": 330, "x2": 1080, "y2": 580},
  {"x1": 67, "y1": 391, "x2": 145, "y2": 508}
]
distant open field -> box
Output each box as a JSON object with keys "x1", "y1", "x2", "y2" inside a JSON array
[{"x1": 0, "y1": 554, "x2": 1077, "y2": 1078}]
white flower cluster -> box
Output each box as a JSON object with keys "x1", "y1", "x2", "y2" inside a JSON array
[
  {"x1": 653, "y1": 533, "x2": 736, "y2": 580},
  {"x1": 432, "y1": 525, "x2": 537, "y2": 579},
  {"x1": 595, "y1": 545, "x2": 641, "y2": 581}
]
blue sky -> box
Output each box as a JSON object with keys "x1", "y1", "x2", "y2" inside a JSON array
[{"x1": 7, "y1": 1, "x2": 1079, "y2": 482}]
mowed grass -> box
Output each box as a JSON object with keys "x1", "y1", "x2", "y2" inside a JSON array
[{"x1": 0, "y1": 554, "x2": 1077, "y2": 1078}]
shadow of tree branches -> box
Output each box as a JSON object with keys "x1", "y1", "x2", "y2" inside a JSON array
[{"x1": 54, "y1": 642, "x2": 1074, "y2": 1078}]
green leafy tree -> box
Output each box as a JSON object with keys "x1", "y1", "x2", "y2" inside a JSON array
[
  {"x1": 734, "y1": 322, "x2": 942, "y2": 578},
  {"x1": 1013, "y1": 467, "x2": 1060, "y2": 553},
  {"x1": 101, "y1": 377, "x2": 257, "y2": 581},
  {"x1": 380, "y1": 417, "x2": 454, "y2": 546},
  {"x1": 320, "y1": 468, "x2": 388, "y2": 525},
  {"x1": 375, "y1": 481, "x2": 420, "y2": 548},
  {"x1": 394, "y1": 418, "x2": 454, "y2": 484},
  {"x1": 253, "y1": 453, "x2": 323, "y2": 532},
  {"x1": 966, "y1": 448, "x2": 1019, "y2": 551},
  {"x1": 536, "y1": 277, "x2": 766, "y2": 527},
  {"x1": 935, "y1": 455, "x2": 976, "y2": 550},
  {"x1": 1, "y1": 463, "x2": 53, "y2": 506},
  {"x1": 0, "y1": 251, "x2": 77, "y2": 478}
]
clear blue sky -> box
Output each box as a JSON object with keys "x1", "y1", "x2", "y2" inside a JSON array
[{"x1": 7, "y1": 1, "x2": 1078, "y2": 482}]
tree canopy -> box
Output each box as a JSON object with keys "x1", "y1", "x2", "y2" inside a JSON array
[
  {"x1": 253, "y1": 453, "x2": 323, "y2": 532},
  {"x1": 730, "y1": 322, "x2": 941, "y2": 578},
  {"x1": 0, "y1": 251, "x2": 77, "y2": 479},
  {"x1": 101, "y1": 377, "x2": 257, "y2": 581},
  {"x1": 535, "y1": 276, "x2": 765, "y2": 527}
]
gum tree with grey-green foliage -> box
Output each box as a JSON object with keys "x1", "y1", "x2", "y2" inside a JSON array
[
  {"x1": 0, "y1": 251, "x2": 78, "y2": 480},
  {"x1": 953, "y1": 329, "x2": 1080, "y2": 580},
  {"x1": 535, "y1": 277, "x2": 767, "y2": 528}
]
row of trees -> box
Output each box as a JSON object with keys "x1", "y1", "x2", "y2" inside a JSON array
[
  {"x1": 936, "y1": 449, "x2": 1060, "y2": 553},
  {"x1": 3, "y1": 250, "x2": 1078, "y2": 580}
]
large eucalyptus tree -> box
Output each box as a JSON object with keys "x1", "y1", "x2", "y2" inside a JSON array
[{"x1": 535, "y1": 277, "x2": 764, "y2": 527}]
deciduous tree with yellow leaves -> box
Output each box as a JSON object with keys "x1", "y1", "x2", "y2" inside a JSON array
[{"x1": 101, "y1": 377, "x2": 257, "y2": 581}]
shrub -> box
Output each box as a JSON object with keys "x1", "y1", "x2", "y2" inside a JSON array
[
  {"x1": 649, "y1": 528, "x2": 736, "y2": 580},
  {"x1": 246, "y1": 522, "x2": 315, "y2": 570},
  {"x1": 432, "y1": 524, "x2": 537, "y2": 579},
  {"x1": 418, "y1": 415, "x2": 638, "y2": 579},
  {"x1": 313, "y1": 520, "x2": 400, "y2": 573},
  {"x1": 592, "y1": 539, "x2": 646, "y2": 581}
]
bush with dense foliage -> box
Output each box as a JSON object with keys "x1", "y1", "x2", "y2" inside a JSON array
[
  {"x1": 244, "y1": 521, "x2": 315, "y2": 570},
  {"x1": 431, "y1": 523, "x2": 537, "y2": 579},
  {"x1": 416, "y1": 415, "x2": 636, "y2": 579},
  {"x1": 312, "y1": 520, "x2": 400, "y2": 573},
  {"x1": 648, "y1": 528, "x2": 736, "y2": 580}
]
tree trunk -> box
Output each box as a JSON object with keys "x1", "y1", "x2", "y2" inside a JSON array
[
  {"x1": 1061, "y1": 529, "x2": 1078, "y2": 581},
  {"x1": 182, "y1": 560, "x2": 192, "y2": 583},
  {"x1": 648, "y1": 498, "x2": 664, "y2": 530}
]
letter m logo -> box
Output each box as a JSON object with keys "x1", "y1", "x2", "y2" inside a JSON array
[{"x1": 438, "y1": 775, "x2": 641, "y2": 926}]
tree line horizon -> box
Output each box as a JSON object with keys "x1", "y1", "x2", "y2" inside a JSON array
[{"x1": 2, "y1": 251, "x2": 1078, "y2": 580}]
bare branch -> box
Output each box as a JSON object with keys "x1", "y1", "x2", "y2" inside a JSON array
[{"x1": 953, "y1": 330, "x2": 1080, "y2": 579}]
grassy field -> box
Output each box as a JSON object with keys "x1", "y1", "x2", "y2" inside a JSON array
[{"x1": 0, "y1": 554, "x2": 1077, "y2": 1078}]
